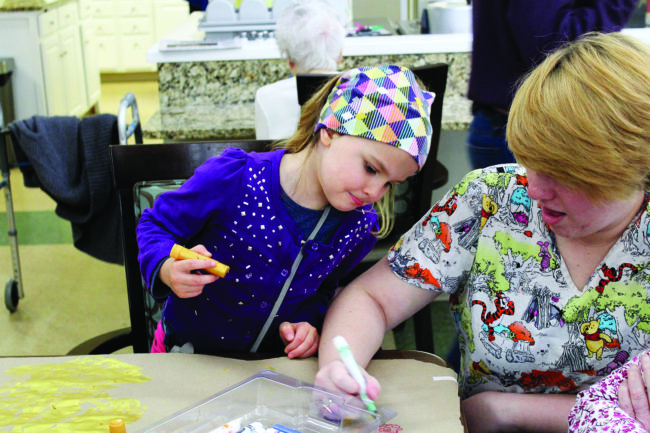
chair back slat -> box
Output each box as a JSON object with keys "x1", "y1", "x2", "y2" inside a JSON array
[{"x1": 111, "y1": 141, "x2": 270, "y2": 188}]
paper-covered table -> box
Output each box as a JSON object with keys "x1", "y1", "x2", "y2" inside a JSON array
[{"x1": 0, "y1": 351, "x2": 464, "y2": 432}]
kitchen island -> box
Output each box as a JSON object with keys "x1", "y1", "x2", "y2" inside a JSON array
[
  {"x1": 144, "y1": 13, "x2": 650, "y2": 141},
  {"x1": 144, "y1": 12, "x2": 474, "y2": 141}
]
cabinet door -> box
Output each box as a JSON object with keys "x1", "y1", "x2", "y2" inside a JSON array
[
  {"x1": 59, "y1": 26, "x2": 87, "y2": 116},
  {"x1": 40, "y1": 33, "x2": 67, "y2": 116},
  {"x1": 118, "y1": 0, "x2": 151, "y2": 17},
  {"x1": 120, "y1": 17, "x2": 152, "y2": 35},
  {"x1": 96, "y1": 34, "x2": 119, "y2": 72},
  {"x1": 154, "y1": 0, "x2": 190, "y2": 40},
  {"x1": 81, "y1": 22, "x2": 101, "y2": 107},
  {"x1": 91, "y1": 0, "x2": 118, "y2": 72},
  {"x1": 78, "y1": 0, "x2": 94, "y2": 20},
  {"x1": 119, "y1": 34, "x2": 155, "y2": 71}
]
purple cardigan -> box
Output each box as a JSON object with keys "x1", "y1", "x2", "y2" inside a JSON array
[
  {"x1": 468, "y1": 0, "x2": 637, "y2": 111},
  {"x1": 136, "y1": 148, "x2": 378, "y2": 354}
]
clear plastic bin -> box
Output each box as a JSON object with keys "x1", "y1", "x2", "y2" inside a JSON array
[{"x1": 137, "y1": 370, "x2": 396, "y2": 433}]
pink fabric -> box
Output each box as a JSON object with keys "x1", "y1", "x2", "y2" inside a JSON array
[
  {"x1": 569, "y1": 351, "x2": 648, "y2": 432},
  {"x1": 150, "y1": 321, "x2": 166, "y2": 353}
]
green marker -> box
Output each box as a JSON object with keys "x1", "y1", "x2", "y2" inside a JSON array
[{"x1": 333, "y1": 336, "x2": 377, "y2": 413}]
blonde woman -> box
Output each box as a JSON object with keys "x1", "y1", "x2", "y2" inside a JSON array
[{"x1": 315, "y1": 32, "x2": 650, "y2": 433}]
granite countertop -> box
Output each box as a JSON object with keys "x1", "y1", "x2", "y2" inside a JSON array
[
  {"x1": 0, "y1": 0, "x2": 72, "y2": 12},
  {"x1": 145, "y1": 48, "x2": 474, "y2": 140},
  {"x1": 143, "y1": 95, "x2": 473, "y2": 141},
  {"x1": 145, "y1": 103, "x2": 258, "y2": 141},
  {"x1": 147, "y1": 12, "x2": 472, "y2": 64}
]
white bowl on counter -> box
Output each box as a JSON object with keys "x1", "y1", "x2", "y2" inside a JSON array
[{"x1": 425, "y1": 1, "x2": 472, "y2": 34}]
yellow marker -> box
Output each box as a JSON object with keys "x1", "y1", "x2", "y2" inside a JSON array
[
  {"x1": 109, "y1": 418, "x2": 126, "y2": 433},
  {"x1": 170, "y1": 244, "x2": 230, "y2": 278}
]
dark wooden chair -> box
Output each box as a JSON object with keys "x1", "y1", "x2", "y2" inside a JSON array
[
  {"x1": 297, "y1": 64, "x2": 450, "y2": 354},
  {"x1": 71, "y1": 64, "x2": 449, "y2": 355},
  {"x1": 69, "y1": 140, "x2": 272, "y2": 354},
  {"x1": 295, "y1": 73, "x2": 335, "y2": 106}
]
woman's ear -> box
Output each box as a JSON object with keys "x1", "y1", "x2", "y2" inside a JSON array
[
  {"x1": 287, "y1": 59, "x2": 297, "y2": 76},
  {"x1": 319, "y1": 128, "x2": 334, "y2": 147}
]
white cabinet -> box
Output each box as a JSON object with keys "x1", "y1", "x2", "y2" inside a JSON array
[
  {"x1": 80, "y1": 23, "x2": 101, "y2": 109},
  {"x1": 40, "y1": 33, "x2": 68, "y2": 116},
  {"x1": 58, "y1": 26, "x2": 87, "y2": 115},
  {"x1": 39, "y1": 3, "x2": 87, "y2": 116},
  {"x1": 79, "y1": 0, "x2": 101, "y2": 110},
  {"x1": 155, "y1": 0, "x2": 193, "y2": 40},
  {"x1": 0, "y1": 0, "x2": 99, "y2": 119},
  {"x1": 90, "y1": 0, "x2": 189, "y2": 73}
]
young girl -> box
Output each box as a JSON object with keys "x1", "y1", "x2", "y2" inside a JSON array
[{"x1": 136, "y1": 64, "x2": 434, "y2": 358}]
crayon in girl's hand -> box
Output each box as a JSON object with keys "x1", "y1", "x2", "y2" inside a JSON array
[{"x1": 170, "y1": 244, "x2": 230, "y2": 278}]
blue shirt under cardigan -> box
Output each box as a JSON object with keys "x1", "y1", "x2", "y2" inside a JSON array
[{"x1": 137, "y1": 148, "x2": 378, "y2": 354}]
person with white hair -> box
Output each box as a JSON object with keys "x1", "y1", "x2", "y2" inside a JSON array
[{"x1": 255, "y1": 0, "x2": 345, "y2": 140}]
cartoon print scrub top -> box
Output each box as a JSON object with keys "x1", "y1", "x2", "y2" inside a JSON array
[{"x1": 388, "y1": 164, "x2": 650, "y2": 398}]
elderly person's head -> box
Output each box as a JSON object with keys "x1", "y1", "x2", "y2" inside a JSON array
[
  {"x1": 507, "y1": 32, "x2": 650, "y2": 202},
  {"x1": 275, "y1": 0, "x2": 345, "y2": 74}
]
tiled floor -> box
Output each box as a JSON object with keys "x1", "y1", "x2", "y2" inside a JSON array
[
  {"x1": 0, "y1": 79, "x2": 160, "y2": 356},
  {"x1": 0, "y1": 77, "x2": 470, "y2": 360}
]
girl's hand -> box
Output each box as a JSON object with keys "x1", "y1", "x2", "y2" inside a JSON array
[
  {"x1": 159, "y1": 244, "x2": 219, "y2": 298},
  {"x1": 618, "y1": 353, "x2": 650, "y2": 430},
  {"x1": 314, "y1": 359, "x2": 381, "y2": 400},
  {"x1": 279, "y1": 322, "x2": 319, "y2": 359}
]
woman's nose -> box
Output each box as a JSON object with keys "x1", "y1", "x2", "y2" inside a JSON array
[{"x1": 527, "y1": 178, "x2": 553, "y2": 201}]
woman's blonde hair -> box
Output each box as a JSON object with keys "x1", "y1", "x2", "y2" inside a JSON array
[
  {"x1": 507, "y1": 32, "x2": 650, "y2": 202},
  {"x1": 273, "y1": 74, "x2": 396, "y2": 238}
]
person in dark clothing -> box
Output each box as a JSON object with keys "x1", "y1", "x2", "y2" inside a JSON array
[
  {"x1": 186, "y1": 0, "x2": 207, "y2": 13},
  {"x1": 466, "y1": 0, "x2": 638, "y2": 170}
]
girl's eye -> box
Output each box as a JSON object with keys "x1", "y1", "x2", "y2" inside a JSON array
[{"x1": 366, "y1": 162, "x2": 393, "y2": 188}]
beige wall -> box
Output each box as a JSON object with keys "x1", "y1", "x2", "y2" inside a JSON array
[{"x1": 353, "y1": 0, "x2": 400, "y2": 21}]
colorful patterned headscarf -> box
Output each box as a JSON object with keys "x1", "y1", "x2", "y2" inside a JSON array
[{"x1": 314, "y1": 64, "x2": 435, "y2": 169}]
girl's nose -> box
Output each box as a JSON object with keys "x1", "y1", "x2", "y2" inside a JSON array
[{"x1": 363, "y1": 179, "x2": 387, "y2": 203}]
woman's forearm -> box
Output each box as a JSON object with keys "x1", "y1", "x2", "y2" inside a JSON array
[
  {"x1": 462, "y1": 391, "x2": 577, "y2": 433},
  {"x1": 318, "y1": 277, "x2": 388, "y2": 369},
  {"x1": 318, "y1": 258, "x2": 438, "y2": 368}
]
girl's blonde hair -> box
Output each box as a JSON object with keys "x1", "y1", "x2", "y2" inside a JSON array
[
  {"x1": 274, "y1": 74, "x2": 395, "y2": 238},
  {"x1": 507, "y1": 32, "x2": 650, "y2": 202}
]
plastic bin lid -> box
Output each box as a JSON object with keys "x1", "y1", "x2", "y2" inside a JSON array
[{"x1": 0, "y1": 58, "x2": 15, "y2": 75}]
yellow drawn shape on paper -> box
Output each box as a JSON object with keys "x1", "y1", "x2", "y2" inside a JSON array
[{"x1": 0, "y1": 356, "x2": 151, "y2": 433}]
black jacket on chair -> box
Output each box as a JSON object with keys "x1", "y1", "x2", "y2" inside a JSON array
[{"x1": 9, "y1": 114, "x2": 123, "y2": 265}]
